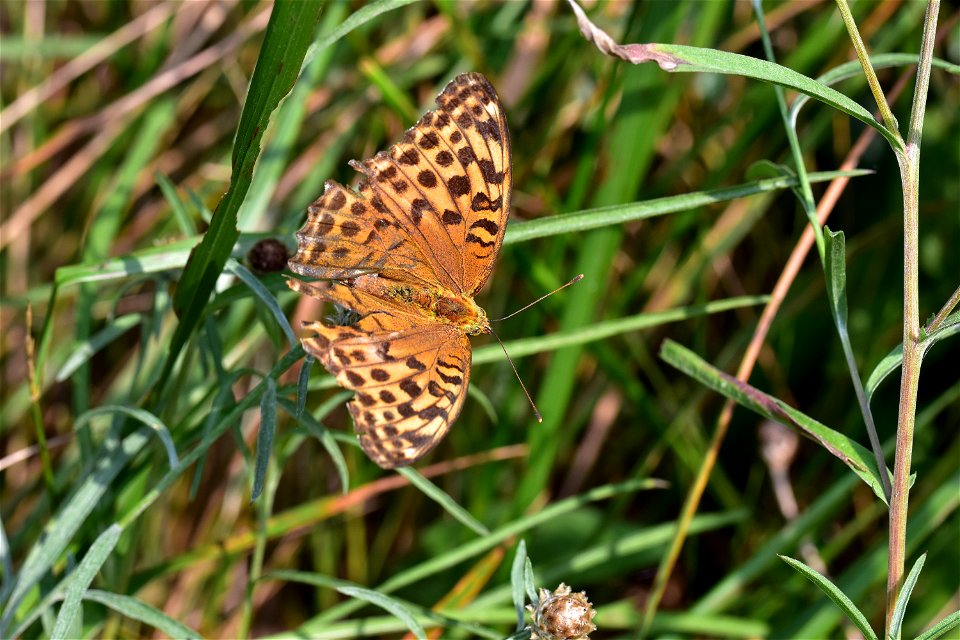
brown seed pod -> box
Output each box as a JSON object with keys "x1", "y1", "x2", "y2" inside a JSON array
[
  {"x1": 248, "y1": 238, "x2": 290, "y2": 273},
  {"x1": 526, "y1": 583, "x2": 597, "y2": 640}
]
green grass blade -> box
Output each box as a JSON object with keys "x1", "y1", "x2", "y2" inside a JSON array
[
  {"x1": 917, "y1": 610, "x2": 960, "y2": 640},
  {"x1": 278, "y1": 394, "x2": 352, "y2": 494},
  {"x1": 162, "y1": 1, "x2": 323, "y2": 392},
  {"x1": 251, "y1": 377, "x2": 277, "y2": 503},
  {"x1": 75, "y1": 406, "x2": 179, "y2": 469},
  {"x1": 0, "y1": 427, "x2": 154, "y2": 634},
  {"x1": 336, "y1": 585, "x2": 427, "y2": 640},
  {"x1": 888, "y1": 552, "x2": 926, "y2": 640},
  {"x1": 510, "y1": 540, "x2": 528, "y2": 631},
  {"x1": 296, "y1": 355, "x2": 314, "y2": 419},
  {"x1": 225, "y1": 259, "x2": 296, "y2": 348},
  {"x1": 778, "y1": 555, "x2": 878, "y2": 640},
  {"x1": 51, "y1": 524, "x2": 121, "y2": 640},
  {"x1": 309, "y1": 479, "x2": 664, "y2": 626},
  {"x1": 396, "y1": 468, "x2": 490, "y2": 536},
  {"x1": 155, "y1": 172, "x2": 197, "y2": 237},
  {"x1": 660, "y1": 339, "x2": 890, "y2": 504},
  {"x1": 503, "y1": 171, "x2": 868, "y2": 245},
  {"x1": 303, "y1": 0, "x2": 420, "y2": 67},
  {"x1": 82, "y1": 590, "x2": 201, "y2": 639},
  {"x1": 55, "y1": 314, "x2": 142, "y2": 382},
  {"x1": 473, "y1": 296, "x2": 769, "y2": 365}
]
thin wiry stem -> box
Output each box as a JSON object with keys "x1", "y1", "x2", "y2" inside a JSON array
[{"x1": 886, "y1": 1, "x2": 939, "y2": 637}]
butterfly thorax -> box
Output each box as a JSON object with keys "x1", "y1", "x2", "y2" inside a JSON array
[{"x1": 352, "y1": 274, "x2": 490, "y2": 335}]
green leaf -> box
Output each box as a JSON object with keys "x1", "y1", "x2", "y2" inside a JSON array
[
  {"x1": 567, "y1": 1, "x2": 901, "y2": 149},
  {"x1": 0, "y1": 427, "x2": 155, "y2": 634},
  {"x1": 225, "y1": 259, "x2": 297, "y2": 349},
  {"x1": 83, "y1": 590, "x2": 201, "y2": 639},
  {"x1": 336, "y1": 585, "x2": 427, "y2": 640},
  {"x1": 823, "y1": 227, "x2": 848, "y2": 334},
  {"x1": 303, "y1": 0, "x2": 420, "y2": 68},
  {"x1": 790, "y1": 53, "x2": 960, "y2": 123},
  {"x1": 916, "y1": 610, "x2": 960, "y2": 640},
  {"x1": 278, "y1": 394, "x2": 351, "y2": 494},
  {"x1": 155, "y1": 171, "x2": 196, "y2": 237},
  {"x1": 660, "y1": 340, "x2": 890, "y2": 503},
  {"x1": 162, "y1": 1, "x2": 323, "y2": 392},
  {"x1": 888, "y1": 552, "x2": 926, "y2": 640},
  {"x1": 56, "y1": 314, "x2": 142, "y2": 382},
  {"x1": 503, "y1": 171, "x2": 868, "y2": 245},
  {"x1": 51, "y1": 525, "x2": 121, "y2": 640},
  {"x1": 865, "y1": 311, "x2": 960, "y2": 406},
  {"x1": 474, "y1": 296, "x2": 768, "y2": 365},
  {"x1": 778, "y1": 555, "x2": 877, "y2": 640},
  {"x1": 396, "y1": 468, "x2": 490, "y2": 536},
  {"x1": 823, "y1": 226, "x2": 888, "y2": 499},
  {"x1": 296, "y1": 355, "x2": 314, "y2": 419},
  {"x1": 75, "y1": 405, "x2": 179, "y2": 469},
  {"x1": 511, "y1": 540, "x2": 529, "y2": 631},
  {"x1": 252, "y1": 377, "x2": 277, "y2": 502}
]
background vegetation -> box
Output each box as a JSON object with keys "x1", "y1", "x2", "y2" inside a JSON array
[{"x1": 1, "y1": 1, "x2": 957, "y2": 638}]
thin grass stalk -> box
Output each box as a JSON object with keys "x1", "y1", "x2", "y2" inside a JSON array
[
  {"x1": 926, "y1": 283, "x2": 960, "y2": 333},
  {"x1": 834, "y1": 0, "x2": 903, "y2": 142},
  {"x1": 887, "y1": 2, "x2": 939, "y2": 635},
  {"x1": 640, "y1": 5, "x2": 934, "y2": 631}
]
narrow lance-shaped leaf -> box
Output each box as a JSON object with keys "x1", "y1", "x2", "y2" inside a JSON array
[
  {"x1": 778, "y1": 555, "x2": 878, "y2": 640},
  {"x1": 660, "y1": 339, "x2": 891, "y2": 504},
  {"x1": 889, "y1": 553, "x2": 926, "y2": 640},
  {"x1": 511, "y1": 540, "x2": 529, "y2": 632},
  {"x1": 159, "y1": 2, "x2": 323, "y2": 394},
  {"x1": 566, "y1": 0, "x2": 902, "y2": 150}
]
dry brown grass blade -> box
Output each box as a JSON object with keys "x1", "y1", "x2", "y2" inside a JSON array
[
  {"x1": 0, "y1": 7, "x2": 272, "y2": 251},
  {"x1": 0, "y1": 2, "x2": 179, "y2": 134}
]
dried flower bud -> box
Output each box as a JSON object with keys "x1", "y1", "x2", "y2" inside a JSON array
[
  {"x1": 526, "y1": 583, "x2": 596, "y2": 640},
  {"x1": 248, "y1": 238, "x2": 289, "y2": 273}
]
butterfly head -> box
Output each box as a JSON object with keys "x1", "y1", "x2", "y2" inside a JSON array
[{"x1": 435, "y1": 294, "x2": 490, "y2": 336}]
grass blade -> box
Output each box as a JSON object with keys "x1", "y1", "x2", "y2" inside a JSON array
[
  {"x1": 83, "y1": 590, "x2": 201, "y2": 639},
  {"x1": 888, "y1": 552, "x2": 926, "y2": 640},
  {"x1": 336, "y1": 585, "x2": 427, "y2": 640},
  {"x1": 778, "y1": 555, "x2": 878, "y2": 640},
  {"x1": 252, "y1": 377, "x2": 277, "y2": 503},
  {"x1": 396, "y1": 468, "x2": 490, "y2": 536},
  {"x1": 51, "y1": 525, "x2": 121, "y2": 640},
  {"x1": 161, "y1": 1, "x2": 323, "y2": 393},
  {"x1": 510, "y1": 540, "x2": 528, "y2": 631},
  {"x1": 660, "y1": 339, "x2": 890, "y2": 504}
]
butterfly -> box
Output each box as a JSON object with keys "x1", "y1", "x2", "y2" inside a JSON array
[{"x1": 287, "y1": 72, "x2": 511, "y2": 469}]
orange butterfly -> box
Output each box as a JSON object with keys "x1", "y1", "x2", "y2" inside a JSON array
[{"x1": 287, "y1": 73, "x2": 510, "y2": 469}]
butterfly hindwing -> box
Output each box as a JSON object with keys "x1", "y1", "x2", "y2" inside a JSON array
[{"x1": 302, "y1": 322, "x2": 471, "y2": 468}]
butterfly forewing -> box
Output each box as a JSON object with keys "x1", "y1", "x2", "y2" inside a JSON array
[
  {"x1": 288, "y1": 72, "x2": 511, "y2": 468},
  {"x1": 351, "y1": 72, "x2": 511, "y2": 295},
  {"x1": 289, "y1": 180, "x2": 447, "y2": 289}
]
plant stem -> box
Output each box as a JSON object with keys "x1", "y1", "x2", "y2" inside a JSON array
[
  {"x1": 886, "y1": 1, "x2": 939, "y2": 637},
  {"x1": 834, "y1": 0, "x2": 903, "y2": 141},
  {"x1": 926, "y1": 283, "x2": 960, "y2": 334}
]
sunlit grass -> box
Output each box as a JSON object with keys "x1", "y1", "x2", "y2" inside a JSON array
[{"x1": 1, "y1": 2, "x2": 957, "y2": 638}]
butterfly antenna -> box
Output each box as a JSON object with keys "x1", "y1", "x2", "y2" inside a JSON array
[
  {"x1": 491, "y1": 274, "x2": 584, "y2": 322},
  {"x1": 488, "y1": 326, "x2": 542, "y2": 423}
]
